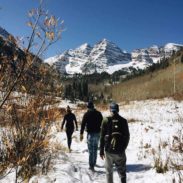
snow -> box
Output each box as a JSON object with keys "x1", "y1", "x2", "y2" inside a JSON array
[
  {"x1": 44, "y1": 41, "x2": 183, "y2": 75},
  {"x1": 1, "y1": 98, "x2": 183, "y2": 183},
  {"x1": 76, "y1": 43, "x2": 91, "y2": 51},
  {"x1": 44, "y1": 55, "x2": 61, "y2": 66},
  {"x1": 44, "y1": 39, "x2": 131, "y2": 74},
  {"x1": 164, "y1": 43, "x2": 183, "y2": 52}
]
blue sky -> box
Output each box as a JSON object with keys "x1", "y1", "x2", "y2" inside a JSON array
[{"x1": 0, "y1": 0, "x2": 183, "y2": 58}]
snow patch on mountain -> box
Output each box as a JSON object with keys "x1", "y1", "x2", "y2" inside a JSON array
[
  {"x1": 163, "y1": 43, "x2": 183, "y2": 53},
  {"x1": 45, "y1": 39, "x2": 183, "y2": 75}
]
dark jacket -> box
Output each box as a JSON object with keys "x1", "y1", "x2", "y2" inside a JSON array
[
  {"x1": 100, "y1": 113, "x2": 130, "y2": 155},
  {"x1": 61, "y1": 112, "x2": 78, "y2": 131},
  {"x1": 80, "y1": 109, "x2": 103, "y2": 134}
]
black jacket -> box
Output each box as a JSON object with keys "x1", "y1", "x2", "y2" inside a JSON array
[
  {"x1": 100, "y1": 113, "x2": 130, "y2": 155},
  {"x1": 80, "y1": 109, "x2": 103, "y2": 134},
  {"x1": 61, "y1": 112, "x2": 78, "y2": 131}
]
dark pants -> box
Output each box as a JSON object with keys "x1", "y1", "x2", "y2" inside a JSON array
[
  {"x1": 87, "y1": 133, "x2": 100, "y2": 168},
  {"x1": 105, "y1": 151, "x2": 127, "y2": 183},
  {"x1": 66, "y1": 128, "x2": 74, "y2": 149}
]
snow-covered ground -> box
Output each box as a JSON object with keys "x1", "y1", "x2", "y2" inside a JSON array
[{"x1": 1, "y1": 98, "x2": 183, "y2": 183}]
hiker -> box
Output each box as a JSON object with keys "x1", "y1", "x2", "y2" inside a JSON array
[
  {"x1": 61, "y1": 105, "x2": 78, "y2": 152},
  {"x1": 80, "y1": 101, "x2": 103, "y2": 171},
  {"x1": 100, "y1": 102, "x2": 130, "y2": 183}
]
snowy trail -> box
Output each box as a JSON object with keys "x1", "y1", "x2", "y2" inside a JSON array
[
  {"x1": 2, "y1": 98, "x2": 183, "y2": 183},
  {"x1": 43, "y1": 98, "x2": 183, "y2": 183},
  {"x1": 47, "y1": 131, "x2": 107, "y2": 183}
]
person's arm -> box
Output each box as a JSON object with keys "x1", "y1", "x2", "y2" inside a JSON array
[
  {"x1": 61, "y1": 115, "x2": 66, "y2": 130},
  {"x1": 73, "y1": 114, "x2": 78, "y2": 130},
  {"x1": 80, "y1": 113, "x2": 87, "y2": 135},
  {"x1": 99, "y1": 112, "x2": 103, "y2": 127},
  {"x1": 80, "y1": 113, "x2": 87, "y2": 141},
  {"x1": 123, "y1": 119, "x2": 130, "y2": 150},
  {"x1": 100, "y1": 118, "x2": 107, "y2": 159}
]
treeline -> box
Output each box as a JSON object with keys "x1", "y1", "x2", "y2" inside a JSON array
[
  {"x1": 64, "y1": 78, "x2": 89, "y2": 101},
  {"x1": 61, "y1": 49, "x2": 183, "y2": 102}
]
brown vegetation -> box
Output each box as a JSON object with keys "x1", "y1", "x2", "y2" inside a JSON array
[
  {"x1": 0, "y1": 1, "x2": 63, "y2": 182},
  {"x1": 111, "y1": 60, "x2": 183, "y2": 101}
]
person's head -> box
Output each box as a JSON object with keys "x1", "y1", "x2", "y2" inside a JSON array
[
  {"x1": 87, "y1": 101, "x2": 94, "y2": 109},
  {"x1": 110, "y1": 102, "x2": 119, "y2": 115},
  {"x1": 66, "y1": 105, "x2": 71, "y2": 113}
]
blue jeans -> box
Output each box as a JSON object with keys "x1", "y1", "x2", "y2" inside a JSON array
[{"x1": 87, "y1": 133, "x2": 100, "y2": 168}]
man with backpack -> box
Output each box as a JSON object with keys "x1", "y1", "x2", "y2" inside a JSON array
[
  {"x1": 100, "y1": 102, "x2": 130, "y2": 183},
  {"x1": 80, "y1": 101, "x2": 103, "y2": 171}
]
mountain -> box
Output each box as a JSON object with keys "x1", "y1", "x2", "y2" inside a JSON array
[
  {"x1": 132, "y1": 43, "x2": 183, "y2": 64},
  {"x1": 45, "y1": 39, "x2": 131, "y2": 74},
  {"x1": 45, "y1": 40, "x2": 183, "y2": 75}
]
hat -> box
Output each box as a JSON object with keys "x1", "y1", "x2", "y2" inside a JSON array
[
  {"x1": 66, "y1": 105, "x2": 71, "y2": 112},
  {"x1": 110, "y1": 102, "x2": 119, "y2": 112},
  {"x1": 87, "y1": 101, "x2": 94, "y2": 109}
]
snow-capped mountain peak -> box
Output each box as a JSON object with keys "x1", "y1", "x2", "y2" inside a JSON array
[
  {"x1": 45, "y1": 40, "x2": 183, "y2": 75},
  {"x1": 76, "y1": 43, "x2": 91, "y2": 50},
  {"x1": 163, "y1": 43, "x2": 183, "y2": 52}
]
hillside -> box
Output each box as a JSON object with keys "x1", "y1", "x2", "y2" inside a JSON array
[
  {"x1": 0, "y1": 36, "x2": 61, "y2": 96},
  {"x1": 81, "y1": 49, "x2": 183, "y2": 102},
  {"x1": 110, "y1": 49, "x2": 183, "y2": 101}
]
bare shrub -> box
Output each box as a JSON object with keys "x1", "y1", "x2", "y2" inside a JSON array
[
  {"x1": 170, "y1": 128, "x2": 183, "y2": 182},
  {"x1": 154, "y1": 156, "x2": 169, "y2": 173},
  {"x1": 51, "y1": 141, "x2": 67, "y2": 152},
  {"x1": 0, "y1": 1, "x2": 63, "y2": 182},
  {"x1": 144, "y1": 143, "x2": 151, "y2": 149},
  {"x1": 0, "y1": 96, "x2": 55, "y2": 181},
  {"x1": 170, "y1": 132, "x2": 183, "y2": 153},
  {"x1": 153, "y1": 144, "x2": 169, "y2": 173}
]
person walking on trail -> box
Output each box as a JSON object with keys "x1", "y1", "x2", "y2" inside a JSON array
[
  {"x1": 61, "y1": 106, "x2": 78, "y2": 152},
  {"x1": 100, "y1": 102, "x2": 130, "y2": 183},
  {"x1": 80, "y1": 101, "x2": 103, "y2": 171}
]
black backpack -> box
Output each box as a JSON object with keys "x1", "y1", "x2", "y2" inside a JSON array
[{"x1": 105, "y1": 116, "x2": 126, "y2": 154}]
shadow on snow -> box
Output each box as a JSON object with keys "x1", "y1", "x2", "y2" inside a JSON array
[{"x1": 127, "y1": 164, "x2": 151, "y2": 172}]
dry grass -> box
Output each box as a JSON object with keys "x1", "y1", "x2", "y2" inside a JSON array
[
  {"x1": 111, "y1": 62, "x2": 183, "y2": 101},
  {"x1": 97, "y1": 103, "x2": 109, "y2": 111},
  {"x1": 0, "y1": 96, "x2": 63, "y2": 181},
  {"x1": 172, "y1": 92, "x2": 183, "y2": 101},
  {"x1": 127, "y1": 118, "x2": 141, "y2": 123},
  {"x1": 144, "y1": 143, "x2": 151, "y2": 149},
  {"x1": 51, "y1": 141, "x2": 68, "y2": 152},
  {"x1": 83, "y1": 58, "x2": 181, "y2": 102},
  {"x1": 170, "y1": 129, "x2": 183, "y2": 153}
]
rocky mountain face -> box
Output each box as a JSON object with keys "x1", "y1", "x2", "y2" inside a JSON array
[
  {"x1": 132, "y1": 43, "x2": 183, "y2": 63},
  {"x1": 45, "y1": 39, "x2": 131, "y2": 74},
  {"x1": 45, "y1": 39, "x2": 183, "y2": 75}
]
